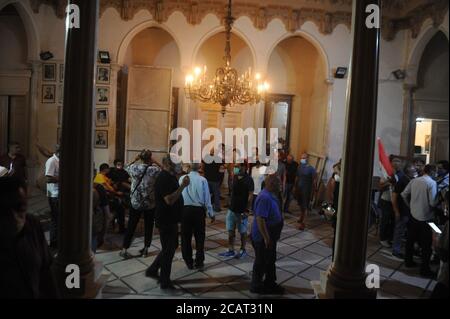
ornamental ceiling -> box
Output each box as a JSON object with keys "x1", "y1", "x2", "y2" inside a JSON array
[{"x1": 28, "y1": 0, "x2": 449, "y2": 40}]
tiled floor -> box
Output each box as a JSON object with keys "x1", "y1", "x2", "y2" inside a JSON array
[
  {"x1": 29, "y1": 188, "x2": 438, "y2": 299},
  {"x1": 96, "y1": 206, "x2": 438, "y2": 299}
]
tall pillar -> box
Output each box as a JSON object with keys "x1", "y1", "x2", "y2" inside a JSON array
[
  {"x1": 52, "y1": 0, "x2": 103, "y2": 298},
  {"x1": 315, "y1": 0, "x2": 381, "y2": 299},
  {"x1": 400, "y1": 84, "x2": 416, "y2": 157}
]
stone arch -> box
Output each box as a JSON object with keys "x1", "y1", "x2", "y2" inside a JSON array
[
  {"x1": 117, "y1": 20, "x2": 182, "y2": 66},
  {"x1": 191, "y1": 25, "x2": 258, "y2": 71},
  {"x1": 265, "y1": 30, "x2": 331, "y2": 80},
  {"x1": 406, "y1": 22, "x2": 449, "y2": 87},
  {"x1": 0, "y1": 0, "x2": 40, "y2": 61}
]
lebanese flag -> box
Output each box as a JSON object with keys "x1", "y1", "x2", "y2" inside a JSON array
[{"x1": 378, "y1": 138, "x2": 394, "y2": 178}]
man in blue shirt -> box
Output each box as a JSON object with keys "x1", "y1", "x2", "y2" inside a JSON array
[
  {"x1": 179, "y1": 163, "x2": 215, "y2": 269},
  {"x1": 294, "y1": 153, "x2": 317, "y2": 231},
  {"x1": 250, "y1": 174, "x2": 284, "y2": 295}
]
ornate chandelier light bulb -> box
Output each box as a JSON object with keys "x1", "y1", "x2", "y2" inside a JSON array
[{"x1": 184, "y1": 0, "x2": 269, "y2": 116}]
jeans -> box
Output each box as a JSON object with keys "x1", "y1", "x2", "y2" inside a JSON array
[
  {"x1": 392, "y1": 214, "x2": 409, "y2": 254},
  {"x1": 378, "y1": 199, "x2": 395, "y2": 242},
  {"x1": 48, "y1": 197, "x2": 59, "y2": 247},
  {"x1": 110, "y1": 197, "x2": 126, "y2": 232},
  {"x1": 122, "y1": 207, "x2": 155, "y2": 249},
  {"x1": 181, "y1": 206, "x2": 206, "y2": 265},
  {"x1": 251, "y1": 239, "x2": 278, "y2": 290},
  {"x1": 405, "y1": 217, "x2": 432, "y2": 271},
  {"x1": 147, "y1": 223, "x2": 179, "y2": 286},
  {"x1": 208, "y1": 181, "x2": 221, "y2": 211},
  {"x1": 283, "y1": 183, "x2": 294, "y2": 212}
]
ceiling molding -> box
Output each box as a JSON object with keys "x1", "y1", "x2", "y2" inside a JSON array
[{"x1": 28, "y1": 0, "x2": 449, "y2": 41}]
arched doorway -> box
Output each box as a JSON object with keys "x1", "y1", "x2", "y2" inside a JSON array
[
  {"x1": 411, "y1": 31, "x2": 449, "y2": 163},
  {"x1": 116, "y1": 27, "x2": 181, "y2": 163},
  {"x1": 267, "y1": 35, "x2": 329, "y2": 160}
]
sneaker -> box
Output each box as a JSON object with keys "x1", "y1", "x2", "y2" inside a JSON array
[
  {"x1": 391, "y1": 252, "x2": 404, "y2": 261},
  {"x1": 185, "y1": 262, "x2": 194, "y2": 270},
  {"x1": 160, "y1": 282, "x2": 177, "y2": 290},
  {"x1": 380, "y1": 240, "x2": 392, "y2": 248},
  {"x1": 219, "y1": 250, "x2": 236, "y2": 258},
  {"x1": 119, "y1": 250, "x2": 134, "y2": 260},
  {"x1": 235, "y1": 249, "x2": 247, "y2": 259},
  {"x1": 194, "y1": 261, "x2": 204, "y2": 269},
  {"x1": 297, "y1": 223, "x2": 306, "y2": 231}
]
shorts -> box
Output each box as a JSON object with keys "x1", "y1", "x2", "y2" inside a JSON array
[{"x1": 226, "y1": 209, "x2": 248, "y2": 234}]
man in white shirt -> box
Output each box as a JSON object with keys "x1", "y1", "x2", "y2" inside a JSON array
[
  {"x1": 45, "y1": 145, "x2": 60, "y2": 248},
  {"x1": 402, "y1": 164, "x2": 438, "y2": 277},
  {"x1": 179, "y1": 163, "x2": 214, "y2": 269}
]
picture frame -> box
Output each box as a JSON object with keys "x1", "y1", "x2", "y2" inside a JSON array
[
  {"x1": 58, "y1": 84, "x2": 64, "y2": 104},
  {"x1": 96, "y1": 86, "x2": 110, "y2": 105},
  {"x1": 42, "y1": 85, "x2": 56, "y2": 103},
  {"x1": 95, "y1": 108, "x2": 109, "y2": 127},
  {"x1": 97, "y1": 66, "x2": 110, "y2": 84},
  {"x1": 94, "y1": 130, "x2": 108, "y2": 149},
  {"x1": 60, "y1": 64, "x2": 64, "y2": 82},
  {"x1": 424, "y1": 135, "x2": 431, "y2": 153},
  {"x1": 58, "y1": 105, "x2": 63, "y2": 125},
  {"x1": 43, "y1": 63, "x2": 56, "y2": 81}
]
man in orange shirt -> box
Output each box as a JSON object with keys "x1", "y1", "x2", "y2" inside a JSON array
[{"x1": 94, "y1": 163, "x2": 126, "y2": 233}]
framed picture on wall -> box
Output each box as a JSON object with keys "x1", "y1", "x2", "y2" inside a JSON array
[
  {"x1": 424, "y1": 135, "x2": 431, "y2": 153},
  {"x1": 58, "y1": 84, "x2": 64, "y2": 104},
  {"x1": 94, "y1": 130, "x2": 108, "y2": 148},
  {"x1": 42, "y1": 85, "x2": 56, "y2": 103},
  {"x1": 97, "y1": 66, "x2": 110, "y2": 84},
  {"x1": 43, "y1": 63, "x2": 56, "y2": 81},
  {"x1": 96, "y1": 86, "x2": 110, "y2": 105},
  {"x1": 95, "y1": 108, "x2": 109, "y2": 127},
  {"x1": 60, "y1": 64, "x2": 64, "y2": 82}
]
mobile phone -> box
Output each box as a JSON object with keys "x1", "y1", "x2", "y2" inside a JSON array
[{"x1": 428, "y1": 222, "x2": 442, "y2": 234}]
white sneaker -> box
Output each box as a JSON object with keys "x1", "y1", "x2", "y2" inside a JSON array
[{"x1": 380, "y1": 240, "x2": 392, "y2": 248}]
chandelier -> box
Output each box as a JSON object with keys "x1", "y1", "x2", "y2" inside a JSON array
[{"x1": 184, "y1": 0, "x2": 270, "y2": 116}]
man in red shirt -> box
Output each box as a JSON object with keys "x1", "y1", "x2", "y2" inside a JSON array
[{"x1": 0, "y1": 142, "x2": 27, "y2": 185}]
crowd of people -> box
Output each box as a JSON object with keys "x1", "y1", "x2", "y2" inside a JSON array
[{"x1": 0, "y1": 141, "x2": 447, "y2": 299}]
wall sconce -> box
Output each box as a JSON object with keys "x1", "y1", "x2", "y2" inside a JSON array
[
  {"x1": 392, "y1": 69, "x2": 406, "y2": 80},
  {"x1": 334, "y1": 67, "x2": 348, "y2": 79},
  {"x1": 40, "y1": 51, "x2": 54, "y2": 61},
  {"x1": 98, "y1": 51, "x2": 110, "y2": 64}
]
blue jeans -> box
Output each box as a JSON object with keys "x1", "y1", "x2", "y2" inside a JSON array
[
  {"x1": 392, "y1": 214, "x2": 409, "y2": 254},
  {"x1": 208, "y1": 181, "x2": 221, "y2": 211}
]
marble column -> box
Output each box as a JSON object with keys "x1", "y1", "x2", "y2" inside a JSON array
[
  {"x1": 52, "y1": 0, "x2": 104, "y2": 298},
  {"x1": 315, "y1": 0, "x2": 381, "y2": 299}
]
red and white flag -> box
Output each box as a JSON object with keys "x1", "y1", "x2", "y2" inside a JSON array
[{"x1": 377, "y1": 138, "x2": 394, "y2": 178}]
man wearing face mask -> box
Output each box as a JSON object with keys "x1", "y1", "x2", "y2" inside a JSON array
[
  {"x1": 219, "y1": 163, "x2": 254, "y2": 259},
  {"x1": 179, "y1": 162, "x2": 215, "y2": 270},
  {"x1": 391, "y1": 163, "x2": 417, "y2": 260},
  {"x1": 294, "y1": 153, "x2": 317, "y2": 231},
  {"x1": 0, "y1": 177, "x2": 59, "y2": 298}
]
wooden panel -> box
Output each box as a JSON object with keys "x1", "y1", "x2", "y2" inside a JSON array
[
  {"x1": 125, "y1": 66, "x2": 172, "y2": 162},
  {"x1": 0, "y1": 96, "x2": 8, "y2": 155},
  {"x1": 9, "y1": 96, "x2": 28, "y2": 157}
]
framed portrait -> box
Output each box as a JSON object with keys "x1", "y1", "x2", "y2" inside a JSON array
[
  {"x1": 95, "y1": 108, "x2": 109, "y2": 127},
  {"x1": 96, "y1": 86, "x2": 110, "y2": 105},
  {"x1": 43, "y1": 63, "x2": 56, "y2": 81},
  {"x1": 58, "y1": 105, "x2": 63, "y2": 125},
  {"x1": 97, "y1": 66, "x2": 110, "y2": 84},
  {"x1": 58, "y1": 84, "x2": 64, "y2": 104},
  {"x1": 42, "y1": 85, "x2": 56, "y2": 103},
  {"x1": 60, "y1": 64, "x2": 64, "y2": 82},
  {"x1": 94, "y1": 130, "x2": 108, "y2": 149},
  {"x1": 57, "y1": 127, "x2": 62, "y2": 144}
]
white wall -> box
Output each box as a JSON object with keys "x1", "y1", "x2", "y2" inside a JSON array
[{"x1": 4, "y1": 1, "x2": 448, "y2": 182}]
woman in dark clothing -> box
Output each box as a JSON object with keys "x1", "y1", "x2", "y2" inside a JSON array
[
  {"x1": 0, "y1": 177, "x2": 59, "y2": 298},
  {"x1": 326, "y1": 161, "x2": 341, "y2": 260}
]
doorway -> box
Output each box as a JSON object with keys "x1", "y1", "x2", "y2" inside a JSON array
[
  {"x1": 0, "y1": 95, "x2": 28, "y2": 156},
  {"x1": 414, "y1": 118, "x2": 449, "y2": 164}
]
